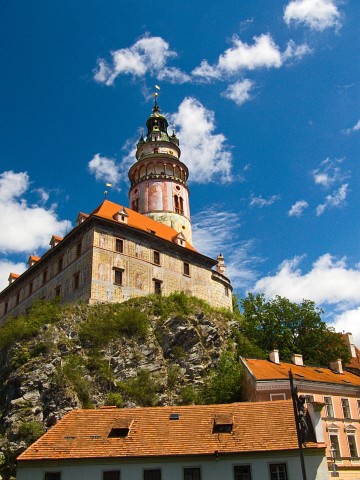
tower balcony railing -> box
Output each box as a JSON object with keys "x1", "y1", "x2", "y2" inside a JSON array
[{"x1": 130, "y1": 173, "x2": 187, "y2": 188}]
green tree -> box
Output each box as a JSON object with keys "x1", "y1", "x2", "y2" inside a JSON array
[
  {"x1": 200, "y1": 351, "x2": 242, "y2": 404},
  {"x1": 240, "y1": 293, "x2": 350, "y2": 365}
]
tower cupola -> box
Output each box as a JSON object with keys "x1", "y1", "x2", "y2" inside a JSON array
[{"x1": 128, "y1": 95, "x2": 192, "y2": 243}]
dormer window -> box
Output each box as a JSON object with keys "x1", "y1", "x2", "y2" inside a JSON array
[
  {"x1": 213, "y1": 414, "x2": 233, "y2": 433},
  {"x1": 114, "y1": 207, "x2": 129, "y2": 223},
  {"x1": 108, "y1": 427, "x2": 129, "y2": 438}
]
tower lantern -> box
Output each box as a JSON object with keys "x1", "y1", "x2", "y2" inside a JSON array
[{"x1": 128, "y1": 96, "x2": 192, "y2": 243}]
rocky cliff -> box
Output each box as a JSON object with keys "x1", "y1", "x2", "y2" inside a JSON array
[{"x1": 0, "y1": 293, "x2": 248, "y2": 479}]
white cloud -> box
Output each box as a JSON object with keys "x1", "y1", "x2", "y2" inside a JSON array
[
  {"x1": 342, "y1": 119, "x2": 360, "y2": 135},
  {"x1": 282, "y1": 40, "x2": 313, "y2": 61},
  {"x1": 221, "y1": 79, "x2": 254, "y2": 106},
  {"x1": 332, "y1": 309, "x2": 360, "y2": 346},
  {"x1": 254, "y1": 253, "x2": 360, "y2": 307},
  {"x1": 312, "y1": 157, "x2": 349, "y2": 188},
  {"x1": 284, "y1": 0, "x2": 341, "y2": 31},
  {"x1": 0, "y1": 259, "x2": 27, "y2": 292},
  {"x1": 191, "y1": 60, "x2": 222, "y2": 81},
  {"x1": 88, "y1": 153, "x2": 122, "y2": 187},
  {"x1": 316, "y1": 183, "x2": 348, "y2": 216},
  {"x1": 192, "y1": 207, "x2": 261, "y2": 289},
  {"x1": 169, "y1": 97, "x2": 233, "y2": 183},
  {"x1": 250, "y1": 194, "x2": 280, "y2": 207},
  {"x1": 288, "y1": 200, "x2": 309, "y2": 217},
  {"x1": 93, "y1": 36, "x2": 189, "y2": 86},
  {"x1": 0, "y1": 171, "x2": 71, "y2": 254}
]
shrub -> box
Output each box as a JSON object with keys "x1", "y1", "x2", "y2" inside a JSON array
[
  {"x1": 18, "y1": 421, "x2": 45, "y2": 445},
  {"x1": 117, "y1": 369, "x2": 160, "y2": 406},
  {"x1": 80, "y1": 306, "x2": 149, "y2": 346},
  {"x1": 105, "y1": 392, "x2": 124, "y2": 408},
  {"x1": 58, "y1": 355, "x2": 93, "y2": 408}
]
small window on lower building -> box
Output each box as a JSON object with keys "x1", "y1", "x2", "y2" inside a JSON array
[
  {"x1": 269, "y1": 463, "x2": 287, "y2": 480},
  {"x1": 184, "y1": 468, "x2": 201, "y2": 480},
  {"x1": 154, "y1": 279, "x2": 162, "y2": 295},
  {"x1": 28, "y1": 281, "x2": 33, "y2": 296},
  {"x1": 348, "y1": 434, "x2": 358, "y2": 458},
  {"x1": 44, "y1": 473, "x2": 61, "y2": 480},
  {"x1": 324, "y1": 396, "x2": 334, "y2": 417},
  {"x1": 54, "y1": 286, "x2": 61, "y2": 298},
  {"x1": 144, "y1": 469, "x2": 161, "y2": 480},
  {"x1": 225, "y1": 286, "x2": 229, "y2": 296},
  {"x1": 73, "y1": 272, "x2": 80, "y2": 290},
  {"x1": 42, "y1": 270, "x2": 48, "y2": 285},
  {"x1": 116, "y1": 238, "x2": 124, "y2": 253},
  {"x1": 234, "y1": 465, "x2": 251, "y2": 480},
  {"x1": 103, "y1": 471, "x2": 120, "y2": 480},
  {"x1": 4, "y1": 301, "x2": 8, "y2": 315},
  {"x1": 16, "y1": 292, "x2": 20, "y2": 306},
  {"x1": 153, "y1": 250, "x2": 160, "y2": 265},
  {"x1": 183, "y1": 262, "x2": 190, "y2": 276},
  {"x1": 114, "y1": 269, "x2": 123, "y2": 286}
]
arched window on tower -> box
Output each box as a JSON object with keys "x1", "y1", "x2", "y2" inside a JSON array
[
  {"x1": 174, "y1": 195, "x2": 184, "y2": 215},
  {"x1": 174, "y1": 195, "x2": 179, "y2": 213},
  {"x1": 179, "y1": 196, "x2": 184, "y2": 215}
]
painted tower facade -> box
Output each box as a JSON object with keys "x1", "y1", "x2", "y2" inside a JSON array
[{"x1": 128, "y1": 98, "x2": 192, "y2": 243}]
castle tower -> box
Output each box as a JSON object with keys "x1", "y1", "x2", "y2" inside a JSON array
[{"x1": 128, "y1": 96, "x2": 192, "y2": 243}]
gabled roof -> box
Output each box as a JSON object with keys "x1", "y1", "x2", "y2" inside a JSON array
[
  {"x1": 17, "y1": 401, "x2": 321, "y2": 462},
  {"x1": 242, "y1": 358, "x2": 360, "y2": 386},
  {"x1": 90, "y1": 200, "x2": 197, "y2": 252}
]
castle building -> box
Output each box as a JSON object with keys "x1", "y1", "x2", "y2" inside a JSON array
[{"x1": 0, "y1": 99, "x2": 233, "y2": 323}]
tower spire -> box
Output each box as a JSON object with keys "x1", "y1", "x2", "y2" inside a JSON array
[{"x1": 128, "y1": 97, "x2": 192, "y2": 243}]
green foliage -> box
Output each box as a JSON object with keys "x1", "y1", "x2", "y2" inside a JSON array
[
  {"x1": 179, "y1": 384, "x2": 199, "y2": 405},
  {"x1": 86, "y1": 352, "x2": 114, "y2": 383},
  {"x1": 117, "y1": 369, "x2": 160, "y2": 406},
  {"x1": 57, "y1": 355, "x2": 93, "y2": 408},
  {"x1": 199, "y1": 351, "x2": 242, "y2": 404},
  {"x1": 18, "y1": 421, "x2": 45, "y2": 445},
  {"x1": 0, "y1": 300, "x2": 61, "y2": 352},
  {"x1": 79, "y1": 305, "x2": 149, "y2": 346},
  {"x1": 105, "y1": 392, "x2": 124, "y2": 408},
  {"x1": 240, "y1": 293, "x2": 350, "y2": 365},
  {"x1": 30, "y1": 341, "x2": 50, "y2": 358},
  {"x1": 8, "y1": 346, "x2": 31, "y2": 369}
]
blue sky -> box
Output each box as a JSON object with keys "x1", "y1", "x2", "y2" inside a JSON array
[{"x1": 1, "y1": 1, "x2": 360, "y2": 341}]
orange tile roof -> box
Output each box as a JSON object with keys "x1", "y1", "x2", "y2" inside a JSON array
[
  {"x1": 345, "y1": 346, "x2": 360, "y2": 371},
  {"x1": 243, "y1": 358, "x2": 360, "y2": 386},
  {"x1": 90, "y1": 200, "x2": 197, "y2": 252},
  {"x1": 17, "y1": 401, "x2": 321, "y2": 462},
  {"x1": 8, "y1": 273, "x2": 20, "y2": 280},
  {"x1": 29, "y1": 255, "x2": 41, "y2": 262}
]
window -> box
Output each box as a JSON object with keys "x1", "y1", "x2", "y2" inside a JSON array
[
  {"x1": 154, "y1": 280, "x2": 162, "y2": 295},
  {"x1": 28, "y1": 282, "x2": 33, "y2": 296},
  {"x1": 183, "y1": 262, "x2": 190, "y2": 275},
  {"x1": 348, "y1": 434, "x2": 358, "y2": 458},
  {"x1": 16, "y1": 292, "x2": 20, "y2": 306},
  {"x1": 73, "y1": 272, "x2": 80, "y2": 290},
  {"x1": 330, "y1": 434, "x2": 341, "y2": 460},
  {"x1": 54, "y1": 285, "x2": 61, "y2": 297},
  {"x1": 108, "y1": 428, "x2": 129, "y2": 438},
  {"x1": 103, "y1": 472, "x2": 120, "y2": 480},
  {"x1": 225, "y1": 286, "x2": 229, "y2": 296},
  {"x1": 76, "y1": 241, "x2": 82, "y2": 258},
  {"x1": 153, "y1": 251, "x2": 160, "y2": 265},
  {"x1": 42, "y1": 270, "x2": 48, "y2": 285},
  {"x1": 269, "y1": 464, "x2": 287, "y2": 480},
  {"x1": 116, "y1": 238, "x2": 124, "y2": 253},
  {"x1": 58, "y1": 257, "x2": 63, "y2": 273},
  {"x1": 342, "y1": 398, "x2": 351, "y2": 418},
  {"x1": 4, "y1": 301, "x2": 8, "y2": 315},
  {"x1": 114, "y1": 269, "x2": 123, "y2": 286},
  {"x1": 184, "y1": 468, "x2": 201, "y2": 480},
  {"x1": 270, "y1": 393, "x2": 286, "y2": 401},
  {"x1": 144, "y1": 469, "x2": 161, "y2": 480},
  {"x1": 44, "y1": 473, "x2": 61, "y2": 480},
  {"x1": 234, "y1": 465, "x2": 251, "y2": 480},
  {"x1": 324, "y1": 396, "x2": 334, "y2": 417}
]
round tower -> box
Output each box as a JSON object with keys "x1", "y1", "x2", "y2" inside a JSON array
[{"x1": 128, "y1": 96, "x2": 192, "y2": 243}]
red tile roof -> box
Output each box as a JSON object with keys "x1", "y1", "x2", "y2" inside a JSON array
[
  {"x1": 17, "y1": 401, "x2": 321, "y2": 462},
  {"x1": 90, "y1": 200, "x2": 197, "y2": 252},
  {"x1": 243, "y1": 358, "x2": 360, "y2": 386}
]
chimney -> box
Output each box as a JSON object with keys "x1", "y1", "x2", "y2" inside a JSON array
[
  {"x1": 344, "y1": 332, "x2": 356, "y2": 358},
  {"x1": 291, "y1": 353, "x2": 304, "y2": 366},
  {"x1": 330, "y1": 359, "x2": 343, "y2": 374},
  {"x1": 216, "y1": 254, "x2": 227, "y2": 276},
  {"x1": 269, "y1": 349, "x2": 280, "y2": 364}
]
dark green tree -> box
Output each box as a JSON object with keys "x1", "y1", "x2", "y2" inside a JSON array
[{"x1": 240, "y1": 293, "x2": 350, "y2": 365}]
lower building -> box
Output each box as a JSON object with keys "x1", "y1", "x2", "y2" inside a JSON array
[
  {"x1": 0, "y1": 199, "x2": 232, "y2": 324},
  {"x1": 16, "y1": 401, "x2": 328, "y2": 480},
  {"x1": 241, "y1": 351, "x2": 360, "y2": 479}
]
